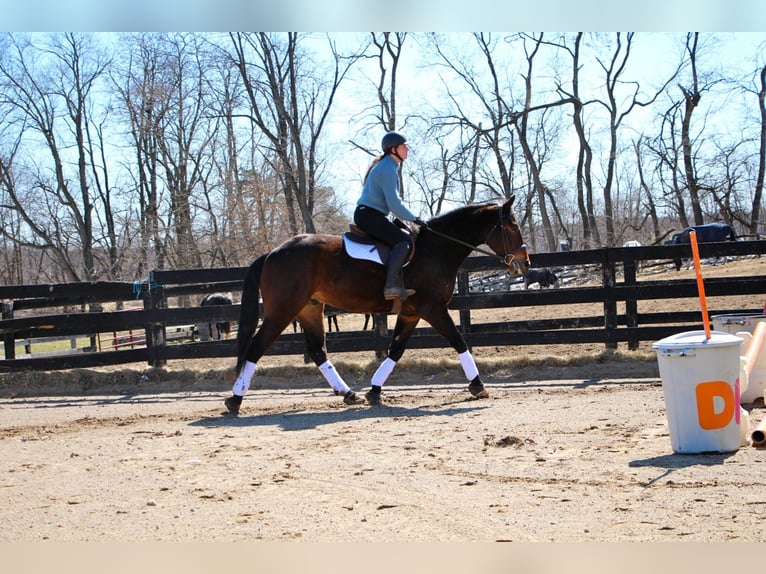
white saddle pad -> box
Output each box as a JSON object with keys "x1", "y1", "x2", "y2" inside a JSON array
[{"x1": 343, "y1": 235, "x2": 383, "y2": 265}]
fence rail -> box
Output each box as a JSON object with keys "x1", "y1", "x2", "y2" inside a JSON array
[{"x1": 1, "y1": 240, "x2": 765, "y2": 371}]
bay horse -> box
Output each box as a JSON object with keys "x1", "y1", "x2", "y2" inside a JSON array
[{"x1": 225, "y1": 196, "x2": 530, "y2": 414}]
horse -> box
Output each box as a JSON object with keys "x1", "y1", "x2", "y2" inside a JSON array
[
  {"x1": 666, "y1": 223, "x2": 737, "y2": 271},
  {"x1": 224, "y1": 197, "x2": 530, "y2": 414},
  {"x1": 198, "y1": 293, "x2": 233, "y2": 341},
  {"x1": 523, "y1": 267, "x2": 559, "y2": 289}
]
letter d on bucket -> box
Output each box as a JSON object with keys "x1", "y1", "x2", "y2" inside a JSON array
[{"x1": 653, "y1": 330, "x2": 743, "y2": 454}]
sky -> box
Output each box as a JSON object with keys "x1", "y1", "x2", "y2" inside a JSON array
[{"x1": 5, "y1": 0, "x2": 766, "y2": 32}]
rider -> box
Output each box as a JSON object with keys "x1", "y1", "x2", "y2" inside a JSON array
[{"x1": 354, "y1": 131, "x2": 426, "y2": 300}]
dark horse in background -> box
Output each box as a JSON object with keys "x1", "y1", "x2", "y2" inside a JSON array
[
  {"x1": 198, "y1": 293, "x2": 233, "y2": 340},
  {"x1": 666, "y1": 222, "x2": 737, "y2": 271},
  {"x1": 225, "y1": 197, "x2": 530, "y2": 414}
]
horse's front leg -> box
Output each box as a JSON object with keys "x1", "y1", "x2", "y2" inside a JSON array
[
  {"x1": 423, "y1": 308, "x2": 489, "y2": 400},
  {"x1": 364, "y1": 314, "x2": 419, "y2": 406}
]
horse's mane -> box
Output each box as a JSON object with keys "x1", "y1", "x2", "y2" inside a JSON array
[{"x1": 427, "y1": 202, "x2": 497, "y2": 229}]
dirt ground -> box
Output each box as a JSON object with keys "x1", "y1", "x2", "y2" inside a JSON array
[{"x1": 2, "y1": 255, "x2": 766, "y2": 542}]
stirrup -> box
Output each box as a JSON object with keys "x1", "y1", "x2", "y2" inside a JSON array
[{"x1": 383, "y1": 286, "x2": 416, "y2": 300}]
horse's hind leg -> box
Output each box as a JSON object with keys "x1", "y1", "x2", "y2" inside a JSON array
[
  {"x1": 226, "y1": 315, "x2": 294, "y2": 415},
  {"x1": 297, "y1": 304, "x2": 364, "y2": 406}
]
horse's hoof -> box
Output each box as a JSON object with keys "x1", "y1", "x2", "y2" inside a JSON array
[
  {"x1": 364, "y1": 388, "x2": 382, "y2": 406},
  {"x1": 343, "y1": 391, "x2": 365, "y2": 406},
  {"x1": 224, "y1": 395, "x2": 242, "y2": 415},
  {"x1": 468, "y1": 381, "x2": 489, "y2": 399}
]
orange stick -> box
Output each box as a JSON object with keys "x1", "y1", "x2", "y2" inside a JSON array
[{"x1": 689, "y1": 230, "x2": 711, "y2": 339}]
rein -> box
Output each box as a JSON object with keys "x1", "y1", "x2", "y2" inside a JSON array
[{"x1": 420, "y1": 207, "x2": 527, "y2": 267}]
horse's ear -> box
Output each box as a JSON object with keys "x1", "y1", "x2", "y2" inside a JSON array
[{"x1": 502, "y1": 195, "x2": 515, "y2": 215}]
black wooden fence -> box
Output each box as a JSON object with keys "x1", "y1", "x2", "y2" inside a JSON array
[{"x1": 1, "y1": 240, "x2": 765, "y2": 371}]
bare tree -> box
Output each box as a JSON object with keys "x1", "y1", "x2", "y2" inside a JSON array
[
  {"x1": 0, "y1": 142, "x2": 25, "y2": 284},
  {"x1": 425, "y1": 33, "x2": 574, "y2": 251},
  {"x1": 203, "y1": 55, "x2": 251, "y2": 266},
  {"x1": 225, "y1": 32, "x2": 359, "y2": 235},
  {"x1": 646, "y1": 101, "x2": 690, "y2": 229},
  {"x1": 706, "y1": 138, "x2": 755, "y2": 229},
  {"x1": 745, "y1": 62, "x2": 766, "y2": 235},
  {"x1": 370, "y1": 32, "x2": 406, "y2": 133},
  {"x1": 430, "y1": 33, "x2": 517, "y2": 202},
  {"x1": 644, "y1": 34, "x2": 732, "y2": 231},
  {"x1": 409, "y1": 136, "x2": 463, "y2": 216},
  {"x1": 555, "y1": 32, "x2": 601, "y2": 247},
  {"x1": 511, "y1": 33, "x2": 559, "y2": 250},
  {"x1": 113, "y1": 33, "x2": 168, "y2": 275},
  {"x1": 679, "y1": 32, "x2": 706, "y2": 225},
  {"x1": 0, "y1": 33, "x2": 113, "y2": 282},
  {"x1": 592, "y1": 33, "x2": 678, "y2": 246},
  {"x1": 156, "y1": 33, "x2": 218, "y2": 271},
  {"x1": 425, "y1": 33, "x2": 521, "y2": 217},
  {"x1": 633, "y1": 137, "x2": 662, "y2": 242}
]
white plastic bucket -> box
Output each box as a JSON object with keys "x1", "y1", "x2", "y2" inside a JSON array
[
  {"x1": 711, "y1": 313, "x2": 766, "y2": 336},
  {"x1": 652, "y1": 330, "x2": 744, "y2": 454}
]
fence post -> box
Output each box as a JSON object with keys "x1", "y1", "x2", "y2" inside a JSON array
[
  {"x1": 2, "y1": 301, "x2": 14, "y2": 360},
  {"x1": 84, "y1": 303, "x2": 101, "y2": 352},
  {"x1": 602, "y1": 248, "x2": 618, "y2": 350},
  {"x1": 144, "y1": 271, "x2": 167, "y2": 367},
  {"x1": 623, "y1": 256, "x2": 639, "y2": 351}
]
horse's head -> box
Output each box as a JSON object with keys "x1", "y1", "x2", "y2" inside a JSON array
[{"x1": 486, "y1": 196, "x2": 530, "y2": 276}]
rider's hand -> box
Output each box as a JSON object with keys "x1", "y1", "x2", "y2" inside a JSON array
[{"x1": 414, "y1": 217, "x2": 427, "y2": 227}]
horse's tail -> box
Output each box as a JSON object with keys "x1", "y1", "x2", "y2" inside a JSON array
[{"x1": 235, "y1": 255, "x2": 266, "y2": 374}]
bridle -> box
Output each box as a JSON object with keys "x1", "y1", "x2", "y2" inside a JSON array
[{"x1": 420, "y1": 206, "x2": 527, "y2": 268}]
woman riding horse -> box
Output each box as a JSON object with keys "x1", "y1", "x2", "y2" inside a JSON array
[
  {"x1": 354, "y1": 131, "x2": 426, "y2": 301},
  {"x1": 225, "y1": 197, "x2": 529, "y2": 414}
]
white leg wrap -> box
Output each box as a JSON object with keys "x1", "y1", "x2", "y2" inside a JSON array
[
  {"x1": 232, "y1": 361, "x2": 257, "y2": 396},
  {"x1": 319, "y1": 360, "x2": 350, "y2": 394},
  {"x1": 459, "y1": 350, "x2": 479, "y2": 381},
  {"x1": 371, "y1": 357, "x2": 397, "y2": 388}
]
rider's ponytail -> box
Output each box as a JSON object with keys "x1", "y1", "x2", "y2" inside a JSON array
[{"x1": 363, "y1": 154, "x2": 385, "y2": 183}]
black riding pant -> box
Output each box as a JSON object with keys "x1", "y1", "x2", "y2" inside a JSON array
[{"x1": 353, "y1": 204, "x2": 409, "y2": 247}]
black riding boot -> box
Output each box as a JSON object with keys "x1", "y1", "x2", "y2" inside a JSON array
[{"x1": 383, "y1": 241, "x2": 415, "y2": 300}]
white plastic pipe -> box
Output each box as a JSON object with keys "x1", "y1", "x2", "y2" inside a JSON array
[
  {"x1": 743, "y1": 321, "x2": 766, "y2": 377},
  {"x1": 751, "y1": 416, "x2": 766, "y2": 447}
]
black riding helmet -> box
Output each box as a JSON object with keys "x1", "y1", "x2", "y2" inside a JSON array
[{"x1": 381, "y1": 131, "x2": 407, "y2": 154}]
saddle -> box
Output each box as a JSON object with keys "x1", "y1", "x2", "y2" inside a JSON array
[{"x1": 342, "y1": 221, "x2": 416, "y2": 266}]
